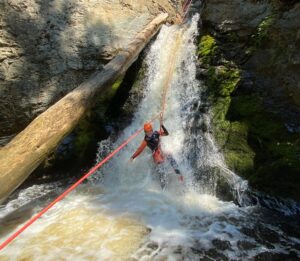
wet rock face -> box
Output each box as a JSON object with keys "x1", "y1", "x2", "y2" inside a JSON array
[
  {"x1": 202, "y1": 0, "x2": 300, "y2": 124},
  {"x1": 203, "y1": 0, "x2": 273, "y2": 36},
  {"x1": 0, "y1": 0, "x2": 180, "y2": 145},
  {"x1": 199, "y1": 0, "x2": 300, "y2": 201}
]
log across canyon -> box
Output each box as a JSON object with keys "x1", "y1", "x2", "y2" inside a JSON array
[{"x1": 0, "y1": 13, "x2": 169, "y2": 203}]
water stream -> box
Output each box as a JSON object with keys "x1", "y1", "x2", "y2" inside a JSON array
[{"x1": 0, "y1": 15, "x2": 300, "y2": 260}]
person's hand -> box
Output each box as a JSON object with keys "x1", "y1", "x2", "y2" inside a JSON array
[{"x1": 178, "y1": 175, "x2": 184, "y2": 182}]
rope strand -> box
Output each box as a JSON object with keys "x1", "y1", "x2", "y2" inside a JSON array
[
  {"x1": 0, "y1": 114, "x2": 159, "y2": 251},
  {"x1": 0, "y1": 1, "x2": 194, "y2": 249}
]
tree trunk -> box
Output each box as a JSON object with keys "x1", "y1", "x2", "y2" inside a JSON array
[{"x1": 0, "y1": 13, "x2": 168, "y2": 203}]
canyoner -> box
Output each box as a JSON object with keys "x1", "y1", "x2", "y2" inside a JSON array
[
  {"x1": 1, "y1": 5, "x2": 300, "y2": 260},
  {"x1": 0, "y1": 2, "x2": 188, "y2": 251},
  {"x1": 130, "y1": 113, "x2": 184, "y2": 189},
  {"x1": 129, "y1": 30, "x2": 186, "y2": 188}
]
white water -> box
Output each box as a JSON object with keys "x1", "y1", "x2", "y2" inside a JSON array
[{"x1": 1, "y1": 15, "x2": 299, "y2": 260}]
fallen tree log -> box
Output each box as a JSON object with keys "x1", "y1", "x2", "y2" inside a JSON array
[{"x1": 0, "y1": 13, "x2": 168, "y2": 203}]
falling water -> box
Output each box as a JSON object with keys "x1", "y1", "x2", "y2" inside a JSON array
[{"x1": 0, "y1": 14, "x2": 300, "y2": 260}]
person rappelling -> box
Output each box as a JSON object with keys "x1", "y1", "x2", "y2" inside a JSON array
[{"x1": 130, "y1": 113, "x2": 183, "y2": 187}]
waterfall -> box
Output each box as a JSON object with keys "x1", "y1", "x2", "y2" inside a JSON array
[
  {"x1": 94, "y1": 13, "x2": 250, "y2": 205},
  {"x1": 0, "y1": 14, "x2": 299, "y2": 261}
]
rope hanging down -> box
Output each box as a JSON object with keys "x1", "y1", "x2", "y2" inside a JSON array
[
  {"x1": 160, "y1": 0, "x2": 192, "y2": 120},
  {"x1": 0, "y1": 31, "x2": 183, "y2": 250},
  {"x1": 181, "y1": 0, "x2": 190, "y2": 13},
  {"x1": 0, "y1": 114, "x2": 159, "y2": 251},
  {"x1": 181, "y1": 0, "x2": 193, "y2": 23},
  {"x1": 0, "y1": 1, "x2": 193, "y2": 250},
  {"x1": 160, "y1": 32, "x2": 182, "y2": 122}
]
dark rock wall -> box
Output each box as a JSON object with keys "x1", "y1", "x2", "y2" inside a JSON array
[{"x1": 198, "y1": 0, "x2": 300, "y2": 201}]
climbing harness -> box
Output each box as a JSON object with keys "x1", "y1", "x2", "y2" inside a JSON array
[{"x1": 0, "y1": 0, "x2": 193, "y2": 250}]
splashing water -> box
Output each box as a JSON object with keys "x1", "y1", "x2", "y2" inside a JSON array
[{"x1": 1, "y1": 15, "x2": 300, "y2": 260}]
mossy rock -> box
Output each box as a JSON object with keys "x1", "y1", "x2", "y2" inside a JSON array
[
  {"x1": 198, "y1": 28, "x2": 300, "y2": 201},
  {"x1": 73, "y1": 116, "x2": 96, "y2": 162},
  {"x1": 250, "y1": 159, "x2": 300, "y2": 201},
  {"x1": 229, "y1": 95, "x2": 263, "y2": 118},
  {"x1": 228, "y1": 94, "x2": 300, "y2": 199},
  {"x1": 198, "y1": 35, "x2": 218, "y2": 65},
  {"x1": 206, "y1": 66, "x2": 240, "y2": 97},
  {"x1": 198, "y1": 35, "x2": 217, "y2": 56},
  {"x1": 252, "y1": 15, "x2": 275, "y2": 49},
  {"x1": 220, "y1": 121, "x2": 255, "y2": 175},
  {"x1": 57, "y1": 77, "x2": 125, "y2": 165},
  {"x1": 95, "y1": 77, "x2": 124, "y2": 118}
]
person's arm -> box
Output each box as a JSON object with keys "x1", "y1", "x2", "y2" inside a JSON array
[
  {"x1": 131, "y1": 140, "x2": 147, "y2": 160},
  {"x1": 160, "y1": 124, "x2": 169, "y2": 136}
]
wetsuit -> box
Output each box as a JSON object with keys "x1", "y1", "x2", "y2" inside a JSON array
[
  {"x1": 131, "y1": 125, "x2": 180, "y2": 174},
  {"x1": 131, "y1": 125, "x2": 168, "y2": 161}
]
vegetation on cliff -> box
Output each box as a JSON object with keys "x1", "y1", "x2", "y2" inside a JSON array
[{"x1": 198, "y1": 27, "x2": 300, "y2": 201}]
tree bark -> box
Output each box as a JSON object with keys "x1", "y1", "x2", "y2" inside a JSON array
[{"x1": 0, "y1": 13, "x2": 168, "y2": 203}]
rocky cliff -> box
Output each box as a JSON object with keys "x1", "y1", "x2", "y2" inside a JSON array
[
  {"x1": 0, "y1": 0, "x2": 181, "y2": 145},
  {"x1": 198, "y1": 0, "x2": 300, "y2": 201}
]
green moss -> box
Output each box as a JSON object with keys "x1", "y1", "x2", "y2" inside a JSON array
[
  {"x1": 207, "y1": 66, "x2": 240, "y2": 98},
  {"x1": 112, "y1": 78, "x2": 123, "y2": 91},
  {"x1": 206, "y1": 66, "x2": 254, "y2": 175},
  {"x1": 198, "y1": 35, "x2": 217, "y2": 56},
  {"x1": 207, "y1": 66, "x2": 241, "y2": 145},
  {"x1": 228, "y1": 93, "x2": 300, "y2": 199},
  {"x1": 94, "y1": 77, "x2": 124, "y2": 119},
  {"x1": 230, "y1": 95, "x2": 286, "y2": 141},
  {"x1": 217, "y1": 120, "x2": 255, "y2": 175},
  {"x1": 211, "y1": 97, "x2": 231, "y2": 123},
  {"x1": 219, "y1": 69, "x2": 240, "y2": 96},
  {"x1": 256, "y1": 15, "x2": 274, "y2": 39},
  {"x1": 198, "y1": 35, "x2": 218, "y2": 64},
  {"x1": 201, "y1": 48, "x2": 254, "y2": 175},
  {"x1": 103, "y1": 77, "x2": 123, "y2": 101},
  {"x1": 200, "y1": 18, "x2": 300, "y2": 201},
  {"x1": 248, "y1": 15, "x2": 275, "y2": 53}
]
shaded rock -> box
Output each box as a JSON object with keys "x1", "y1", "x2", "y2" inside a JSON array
[
  {"x1": 0, "y1": 0, "x2": 180, "y2": 142},
  {"x1": 203, "y1": 0, "x2": 272, "y2": 36},
  {"x1": 237, "y1": 240, "x2": 257, "y2": 251},
  {"x1": 212, "y1": 239, "x2": 232, "y2": 251},
  {"x1": 199, "y1": 0, "x2": 300, "y2": 202},
  {"x1": 254, "y1": 251, "x2": 299, "y2": 261}
]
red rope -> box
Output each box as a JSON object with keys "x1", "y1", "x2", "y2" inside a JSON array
[
  {"x1": 181, "y1": 0, "x2": 190, "y2": 13},
  {"x1": 182, "y1": 0, "x2": 193, "y2": 22},
  {"x1": 0, "y1": 2, "x2": 193, "y2": 250},
  {"x1": 0, "y1": 114, "x2": 159, "y2": 251}
]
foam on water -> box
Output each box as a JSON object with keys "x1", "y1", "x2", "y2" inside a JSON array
[{"x1": 0, "y1": 14, "x2": 299, "y2": 260}]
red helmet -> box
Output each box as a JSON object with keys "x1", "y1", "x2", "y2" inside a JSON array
[{"x1": 144, "y1": 123, "x2": 153, "y2": 132}]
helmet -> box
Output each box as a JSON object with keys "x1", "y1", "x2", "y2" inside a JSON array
[{"x1": 144, "y1": 122, "x2": 153, "y2": 132}]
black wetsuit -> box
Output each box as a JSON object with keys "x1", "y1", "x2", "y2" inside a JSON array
[{"x1": 144, "y1": 125, "x2": 168, "y2": 152}]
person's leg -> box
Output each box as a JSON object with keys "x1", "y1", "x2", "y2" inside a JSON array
[
  {"x1": 156, "y1": 165, "x2": 167, "y2": 189},
  {"x1": 166, "y1": 154, "x2": 181, "y2": 175}
]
